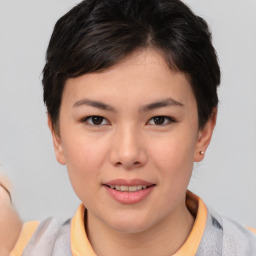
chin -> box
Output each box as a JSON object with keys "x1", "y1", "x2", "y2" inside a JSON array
[
  {"x1": 106, "y1": 213, "x2": 153, "y2": 234},
  {"x1": 112, "y1": 224, "x2": 150, "y2": 234}
]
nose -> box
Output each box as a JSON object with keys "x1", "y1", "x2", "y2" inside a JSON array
[{"x1": 109, "y1": 125, "x2": 148, "y2": 170}]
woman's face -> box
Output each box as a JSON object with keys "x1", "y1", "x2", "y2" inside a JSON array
[{"x1": 51, "y1": 49, "x2": 215, "y2": 233}]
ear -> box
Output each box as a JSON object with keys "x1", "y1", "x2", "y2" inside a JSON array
[
  {"x1": 194, "y1": 108, "x2": 217, "y2": 162},
  {"x1": 47, "y1": 114, "x2": 66, "y2": 165}
]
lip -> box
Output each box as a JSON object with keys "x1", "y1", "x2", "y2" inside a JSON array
[
  {"x1": 103, "y1": 179, "x2": 156, "y2": 204},
  {"x1": 104, "y1": 179, "x2": 154, "y2": 186}
]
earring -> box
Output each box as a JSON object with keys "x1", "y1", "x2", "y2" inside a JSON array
[{"x1": 200, "y1": 151, "x2": 204, "y2": 155}]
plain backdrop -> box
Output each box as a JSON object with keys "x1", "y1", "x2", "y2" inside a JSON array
[{"x1": 0, "y1": 0, "x2": 256, "y2": 226}]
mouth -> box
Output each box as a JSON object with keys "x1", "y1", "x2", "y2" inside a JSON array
[
  {"x1": 105, "y1": 184, "x2": 155, "y2": 192},
  {"x1": 103, "y1": 179, "x2": 156, "y2": 204}
]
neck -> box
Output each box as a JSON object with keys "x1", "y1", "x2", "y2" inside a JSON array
[{"x1": 86, "y1": 202, "x2": 194, "y2": 256}]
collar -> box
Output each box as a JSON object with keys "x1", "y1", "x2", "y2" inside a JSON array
[{"x1": 70, "y1": 191, "x2": 208, "y2": 256}]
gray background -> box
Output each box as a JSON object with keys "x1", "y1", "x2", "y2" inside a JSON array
[{"x1": 0, "y1": 0, "x2": 256, "y2": 226}]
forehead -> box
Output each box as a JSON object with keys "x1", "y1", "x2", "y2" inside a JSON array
[{"x1": 62, "y1": 49, "x2": 195, "y2": 109}]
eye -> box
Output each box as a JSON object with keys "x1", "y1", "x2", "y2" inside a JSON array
[
  {"x1": 147, "y1": 116, "x2": 175, "y2": 126},
  {"x1": 82, "y1": 116, "x2": 109, "y2": 126}
]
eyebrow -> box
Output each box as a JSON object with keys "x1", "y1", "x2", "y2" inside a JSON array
[
  {"x1": 73, "y1": 99, "x2": 116, "y2": 112},
  {"x1": 139, "y1": 97, "x2": 184, "y2": 112},
  {"x1": 73, "y1": 97, "x2": 183, "y2": 112}
]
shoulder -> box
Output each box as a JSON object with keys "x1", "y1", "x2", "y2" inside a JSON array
[
  {"x1": 220, "y1": 213, "x2": 256, "y2": 255},
  {"x1": 202, "y1": 207, "x2": 256, "y2": 256},
  {"x1": 10, "y1": 221, "x2": 39, "y2": 256},
  {"x1": 10, "y1": 217, "x2": 72, "y2": 256}
]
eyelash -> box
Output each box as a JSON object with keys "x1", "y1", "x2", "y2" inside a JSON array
[
  {"x1": 147, "y1": 116, "x2": 176, "y2": 126},
  {"x1": 81, "y1": 116, "x2": 110, "y2": 126},
  {"x1": 80, "y1": 115, "x2": 176, "y2": 127}
]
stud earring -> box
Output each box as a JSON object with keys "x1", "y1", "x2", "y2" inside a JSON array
[{"x1": 200, "y1": 151, "x2": 204, "y2": 155}]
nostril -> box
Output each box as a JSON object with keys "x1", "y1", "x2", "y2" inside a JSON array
[
  {"x1": 115, "y1": 162, "x2": 122, "y2": 167},
  {"x1": 114, "y1": 161, "x2": 142, "y2": 168}
]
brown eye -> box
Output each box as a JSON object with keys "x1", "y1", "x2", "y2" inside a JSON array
[
  {"x1": 153, "y1": 116, "x2": 165, "y2": 125},
  {"x1": 91, "y1": 116, "x2": 104, "y2": 125},
  {"x1": 147, "y1": 116, "x2": 175, "y2": 126},
  {"x1": 82, "y1": 116, "x2": 109, "y2": 126}
]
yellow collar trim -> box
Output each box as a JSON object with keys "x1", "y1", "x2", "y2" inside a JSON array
[
  {"x1": 71, "y1": 204, "x2": 97, "y2": 256},
  {"x1": 174, "y1": 191, "x2": 208, "y2": 255},
  {"x1": 71, "y1": 191, "x2": 208, "y2": 256}
]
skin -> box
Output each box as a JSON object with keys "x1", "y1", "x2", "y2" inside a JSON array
[
  {"x1": 0, "y1": 178, "x2": 22, "y2": 256},
  {"x1": 50, "y1": 49, "x2": 216, "y2": 256}
]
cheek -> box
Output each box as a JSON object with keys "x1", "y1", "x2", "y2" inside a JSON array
[
  {"x1": 148, "y1": 129, "x2": 197, "y2": 181},
  {"x1": 61, "y1": 135, "x2": 109, "y2": 200},
  {"x1": 62, "y1": 130, "x2": 109, "y2": 169}
]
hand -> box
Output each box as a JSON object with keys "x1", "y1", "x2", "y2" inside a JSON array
[{"x1": 0, "y1": 177, "x2": 22, "y2": 256}]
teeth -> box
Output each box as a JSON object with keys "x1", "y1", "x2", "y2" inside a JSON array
[
  {"x1": 120, "y1": 185, "x2": 128, "y2": 192},
  {"x1": 109, "y1": 185, "x2": 149, "y2": 192},
  {"x1": 128, "y1": 186, "x2": 137, "y2": 192}
]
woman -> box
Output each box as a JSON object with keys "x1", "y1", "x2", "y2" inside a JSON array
[{"x1": 3, "y1": 0, "x2": 256, "y2": 255}]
